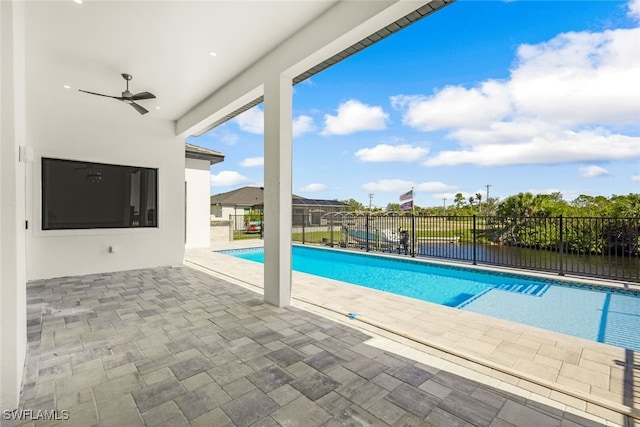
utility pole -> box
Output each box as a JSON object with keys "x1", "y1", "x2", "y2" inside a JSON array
[
  {"x1": 442, "y1": 197, "x2": 447, "y2": 214},
  {"x1": 368, "y1": 193, "x2": 374, "y2": 211},
  {"x1": 485, "y1": 184, "x2": 492, "y2": 214}
]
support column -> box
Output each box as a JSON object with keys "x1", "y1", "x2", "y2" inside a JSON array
[
  {"x1": 1, "y1": 0, "x2": 27, "y2": 412},
  {"x1": 263, "y1": 73, "x2": 293, "y2": 307}
]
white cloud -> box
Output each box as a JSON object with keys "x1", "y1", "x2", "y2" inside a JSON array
[
  {"x1": 322, "y1": 100, "x2": 388, "y2": 135},
  {"x1": 293, "y1": 115, "x2": 315, "y2": 137},
  {"x1": 240, "y1": 157, "x2": 263, "y2": 167},
  {"x1": 362, "y1": 179, "x2": 455, "y2": 193},
  {"x1": 510, "y1": 29, "x2": 640, "y2": 126},
  {"x1": 235, "y1": 107, "x2": 264, "y2": 134},
  {"x1": 422, "y1": 129, "x2": 640, "y2": 166},
  {"x1": 629, "y1": 0, "x2": 640, "y2": 20},
  {"x1": 299, "y1": 183, "x2": 327, "y2": 192},
  {"x1": 391, "y1": 81, "x2": 511, "y2": 131},
  {"x1": 355, "y1": 144, "x2": 428, "y2": 163},
  {"x1": 210, "y1": 171, "x2": 251, "y2": 186},
  {"x1": 579, "y1": 165, "x2": 609, "y2": 178},
  {"x1": 631, "y1": 175, "x2": 640, "y2": 181},
  {"x1": 393, "y1": 23, "x2": 640, "y2": 167}
]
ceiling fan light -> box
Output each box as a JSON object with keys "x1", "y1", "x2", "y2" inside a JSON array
[{"x1": 79, "y1": 73, "x2": 155, "y2": 115}]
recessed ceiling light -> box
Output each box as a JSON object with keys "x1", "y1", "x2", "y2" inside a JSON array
[
  {"x1": 155, "y1": 106, "x2": 161, "y2": 110},
  {"x1": 63, "y1": 85, "x2": 71, "y2": 89},
  {"x1": 209, "y1": 52, "x2": 217, "y2": 57},
  {"x1": 73, "y1": 0, "x2": 83, "y2": 4}
]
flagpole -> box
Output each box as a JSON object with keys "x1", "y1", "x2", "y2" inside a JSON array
[
  {"x1": 411, "y1": 187, "x2": 414, "y2": 215},
  {"x1": 411, "y1": 187, "x2": 415, "y2": 257}
]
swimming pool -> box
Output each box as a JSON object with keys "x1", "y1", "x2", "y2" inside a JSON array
[{"x1": 219, "y1": 245, "x2": 640, "y2": 351}]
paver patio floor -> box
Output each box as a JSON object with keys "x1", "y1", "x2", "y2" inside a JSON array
[{"x1": 5, "y1": 261, "x2": 635, "y2": 426}]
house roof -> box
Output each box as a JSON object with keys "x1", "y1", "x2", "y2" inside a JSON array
[
  {"x1": 291, "y1": 197, "x2": 348, "y2": 207},
  {"x1": 185, "y1": 143, "x2": 225, "y2": 165},
  {"x1": 211, "y1": 186, "x2": 348, "y2": 208},
  {"x1": 211, "y1": 187, "x2": 266, "y2": 207}
]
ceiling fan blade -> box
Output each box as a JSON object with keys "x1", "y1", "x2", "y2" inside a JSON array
[
  {"x1": 131, "y1": 91, "x2": 156, "y2": 101},
  {"x1": 78, "y1": 89, "x2": 122, "y2": 100},
  {"x1": 130, "y1": 102, "x2": 149, "y2": 115}
]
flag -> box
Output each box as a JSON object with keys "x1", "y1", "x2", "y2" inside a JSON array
[
  {"x1": 399, "y1": 189, "x2": 413, "y2": 201},
  {"x1": 400, "y1": 200, "x2": 413, "y2": 211}
]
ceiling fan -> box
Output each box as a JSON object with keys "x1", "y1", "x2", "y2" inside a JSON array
[{"x1": 79, "y1": 73, "x2": 156, "y2": 115}]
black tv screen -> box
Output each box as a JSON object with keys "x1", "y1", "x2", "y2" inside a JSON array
[{"x1": 42, "y1": 158, "x2": 158, "y2": 230}]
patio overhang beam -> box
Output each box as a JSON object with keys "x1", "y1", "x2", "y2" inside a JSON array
[{"x1": 175, "y1": 0, "x2": 452, "y2": 137}]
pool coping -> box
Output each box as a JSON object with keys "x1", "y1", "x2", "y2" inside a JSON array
[{"x1": 186, "y1": 240, "x2": 639, "y2": 424}]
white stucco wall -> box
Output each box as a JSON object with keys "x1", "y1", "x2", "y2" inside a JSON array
[
  {"x1": 222, "y1": 206, "x2": 242, "y2": 221},
  {"x1": 26, "y1": 119, "x2": 185, "y2": 279},
  {"x1": 185, "y1": 158, "x2": 211, "y2": 248},
  {"x1": 1, "y1": 0, "x2": 27, "y2": 411}
]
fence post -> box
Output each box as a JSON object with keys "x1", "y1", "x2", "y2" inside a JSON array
[
  {"x1": 559, "y1": 215, "x2": 564, "y2": 276},
  {"x1": 260, "y1": 213, "x2": 264, "y2": 240},
  {"x1": 365, "y1": 214, "x2": 370, "y2": 252},
  {"x1": 411, "y1": 214, "x2": 416, "y2": 257},
  {"x1": 301, "y1": 215, "x2": 305, "y2": 244},
  {"x1": 473, "y1": 215, "x2": 477, "y2": 265},
  {"x1": 329, "y1": 214, "x2": 334, "y2": 247}
]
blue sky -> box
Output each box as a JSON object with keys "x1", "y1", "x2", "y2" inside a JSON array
[{"x1": 190, "y1": 0, "x2": 640, "y2": 209}]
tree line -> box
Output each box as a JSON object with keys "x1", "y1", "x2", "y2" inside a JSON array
[
  {"x1": 341, "y1": 193, "x2": 639, "y2": 256},
  {"x1": 342, "y1": 192, "x2": 640, "y2": 218}
]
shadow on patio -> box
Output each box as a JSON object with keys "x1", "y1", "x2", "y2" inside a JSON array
[{"x1": 5, "y1": 266, "x2": 623, "y2": 426}]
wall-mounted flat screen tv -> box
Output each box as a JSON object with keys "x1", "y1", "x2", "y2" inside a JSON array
[{"x1": 42, "y1": 158, "x2": 158, "y2": 230}]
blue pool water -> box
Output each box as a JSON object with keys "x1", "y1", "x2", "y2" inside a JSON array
[{"x1": 219, "y1": 246, "x2": 640, "y2": 351}]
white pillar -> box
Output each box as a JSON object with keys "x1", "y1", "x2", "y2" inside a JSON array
[
  {"x1": 1, "y1": 0, "x2": 27, "y2": 411},
  {"x1": 185, "y1": 158, "x2": 212, "y2": 248},
  {"x1": 263, "y1": 73, "x2": 293, "y2": 307}
]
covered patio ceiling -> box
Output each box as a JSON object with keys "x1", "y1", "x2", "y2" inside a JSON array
[{"x1": 24, "y1": 0, "x2": 451, "y2": 136}]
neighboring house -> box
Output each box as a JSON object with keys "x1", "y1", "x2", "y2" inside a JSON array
[
  {"x1": 210, "y1": 186, "x2": 265, "y2": 222},
  {"x1": 185, "y1": 143, "x2": 224, "y2": 248},
  {"x1": 289, "y1": 196, "x2": 351, "y2": 226},
  {"x1": 211, "y1": 186, "x2": 349, "y2": 228}
]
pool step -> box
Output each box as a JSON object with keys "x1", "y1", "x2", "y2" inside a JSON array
[
  {"x1": 454, "y1": 283, "x2": 550, "y2": 309},
  {"x1": 494, "y1": 283, "x2": 551, "y2": 297}
]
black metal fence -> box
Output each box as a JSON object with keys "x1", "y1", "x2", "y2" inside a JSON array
[
  {"x1": 292, "y1": 213, "x2": 640, "y2": 283},
  {"x1": 229, "y1": 213, "x2": 264, "y2": 240}
]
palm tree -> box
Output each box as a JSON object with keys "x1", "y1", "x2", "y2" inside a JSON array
[{"x1": 454, "y1": 193, "x2": 465, "y2": 209}]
